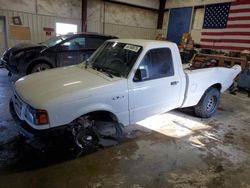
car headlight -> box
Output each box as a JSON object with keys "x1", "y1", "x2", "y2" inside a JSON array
[{"x1": 25, "y1": 105, "x2": 49, "y2": 125}]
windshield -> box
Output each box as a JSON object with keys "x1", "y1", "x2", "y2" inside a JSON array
[
  {"x1": 41, "y1": 36, "x2": 68, "y2": 47},
  {"x1": 89, "y1": 42, "x2": 142, "y2": 78}
]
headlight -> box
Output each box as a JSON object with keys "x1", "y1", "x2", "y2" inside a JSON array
[{"x1": 25, "y1": 105, "x2": 49, "y2": 125}]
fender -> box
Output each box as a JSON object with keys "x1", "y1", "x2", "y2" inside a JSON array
[
  {"x1": 49, "y1": 103, "x2": 124, "y2": 128},
  {"x1": 25, "y1": 57, "x2": 55, "y2": 73}
]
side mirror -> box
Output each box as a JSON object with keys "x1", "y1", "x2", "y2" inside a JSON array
[{"x1": 134, "y1": 68, "x2": 148, "y2": 81}]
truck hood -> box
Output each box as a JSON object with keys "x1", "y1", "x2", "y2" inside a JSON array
[{"x1": 14, "y1": 65, "x2": 125, "y2": 108}]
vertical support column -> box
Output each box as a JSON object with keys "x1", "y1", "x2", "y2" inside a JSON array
[
  {"x1": 82, "y1": 0, "x2": 87, "y2": 32},
  {"x1": 157, "y1": 0, "x2": 166, "y2": 29}
]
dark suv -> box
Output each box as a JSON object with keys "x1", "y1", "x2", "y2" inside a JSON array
[{"x1": 1, "y1": 33, "x2": 117, "y2": 75}]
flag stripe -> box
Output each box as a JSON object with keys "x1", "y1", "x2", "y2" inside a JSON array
[
  {"x1": 201, "y1": 38, "x2": 250, "y2": 43},
  {"x1": 201, "y1": 31, "x2": 250, "y2": 36},
  {"x1": 202, "y1": 28, "x2": 250, "y2": 32},
  {"x1": 201, "y1": 35, "x2": 250, "y2": 40},
  {"x1": 231, "y1": 1, "x2": 250, "y2": 6},
  {"x1": 200, "y1": 42, "x2": 250, "y2": 48},
  {"x1": 200, "y1": 45, "x2": 250, "y2": 51},
  {"x1": 228, "y1": 20, "x2": 250, "y2": 24},
  {"x1": 228, "y1": 16, "x2": 250, "y2": 21},
  {"x1": 229, "y1": 8, "x2": 250, "y2": 13},
  {"x1": 228, "y1": 12, "x2": 250, "y2": 17},
  {"x1": 227, "y1": 24, "x2": 250, "y2": 28},
  {"x1": 201, "y1": 1, "x2": 250, "y2": 51},
  {"x1": 230, "y1": 4, "x2": 250, "y2": 10}
]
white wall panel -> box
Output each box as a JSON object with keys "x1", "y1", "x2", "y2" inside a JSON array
[
  {"x1": 105, "y1": 3, "x2": 157, "y2": 28},
  {"x1": 0, "y1": 9, "x2": 81, "y2": 48},
  {"x1": 165, "y1": 0, "x2": 235, "y2": 9},
  {"x1": 0, "y1": 0, "x2": 81, "y2": 19},
  {"x1": 87, "y1": 0, "x2": 158, "y2": 39},
  {"x1": 87, "y1": 0, "x2": 103, "y2": 33},
  {"x1": 190, "y1": 7, "x2": 204, "y2": 43},
  {"x1": 112, "y1": 0, "x2": 159, "y2": 9},
  {"x1": 104, "y1": 23, "x2": 156, "y2": 39},
  {"x1": 0, "y1": 0, "x2": 36, "y2": 13},
  {"x1": 37, "y1": 0, "x2": 81, "y2": 19}
]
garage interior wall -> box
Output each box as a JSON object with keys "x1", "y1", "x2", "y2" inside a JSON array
[
  {"x1": 162, "y1": 0, "x2": 236, "y2": 43},
  {"x1": 0, "y1": 0, "x2": 82, "y2": 48},
  {"x1": 87, "y1": 0, "x2": 159, "y2": 39}
]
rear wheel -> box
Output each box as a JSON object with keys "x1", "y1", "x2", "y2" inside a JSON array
[
  {"x1": 194, "y1": 87, "x2": 220, "y2": 118},
  {"x1": 29, "y1": 62, "x2": 51, "y2": 74}
]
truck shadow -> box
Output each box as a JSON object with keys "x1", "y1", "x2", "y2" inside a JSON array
[
  {"x1": 0, "y1": 108, "x2": 206, "y2": 175},
  {"x1": 0, "y1": 125, "x2": 148, "y2": 175}
]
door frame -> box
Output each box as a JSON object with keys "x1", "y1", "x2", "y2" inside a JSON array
[{"x1": 0, "y1": 16, "x2": 8, "y2": 51}]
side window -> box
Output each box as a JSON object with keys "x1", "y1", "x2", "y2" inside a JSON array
[
  {"x1": 134, "y1": 48, "x2": 174, "y2": 81},
  {"x1": 86, "y1": 37, "x2": 107, "y2": 49},
  {"x1": 60, "y1": 37, "x2": 85, "y2": 50}
]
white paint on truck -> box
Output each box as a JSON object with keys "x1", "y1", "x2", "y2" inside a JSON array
[{"x1": 12, "y1": 39, "x2": 241, "y2": 131}]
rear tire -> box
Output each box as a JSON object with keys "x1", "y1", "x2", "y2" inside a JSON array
[{"x1": 194, "y1": 87, "x2": 220, "y2": 118}]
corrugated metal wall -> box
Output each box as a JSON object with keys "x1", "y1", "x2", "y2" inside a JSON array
[
  {"x1": 104, "y1": 23, "x2": 157, "y2": 39},
  {"x1": 87, "y1": 0, "x2": 159, "y2": 39},
  {"x1": 0, "y1": 9, "x2": 81, "y2": 48},
  {"x1": 191, "y1": 8, "x2": 205, "y2": 43}
]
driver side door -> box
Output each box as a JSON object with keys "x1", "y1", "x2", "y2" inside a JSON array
[{"x1": 128, "y1": 48, "x2": 182, "y2": 124}]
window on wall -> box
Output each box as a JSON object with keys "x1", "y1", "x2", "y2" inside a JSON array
[{"x1": 56, "y1": 23, "x2": 77, "y2": 35}]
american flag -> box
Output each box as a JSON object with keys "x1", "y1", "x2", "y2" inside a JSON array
[{"x1": 200, "y1": 1, "x2": 250, "y2": 51}]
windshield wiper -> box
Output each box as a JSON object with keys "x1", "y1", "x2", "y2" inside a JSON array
[
  {"x1": 85, "y1": 59, "x2": 89, "y2": 69},
  {"x1": 92, "y1": 65, "x2": 114, "y2": 78}
]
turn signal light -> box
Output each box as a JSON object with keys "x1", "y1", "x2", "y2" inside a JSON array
[{"x1": 36, "y1": 110, "x2": 49, "y2": 125}]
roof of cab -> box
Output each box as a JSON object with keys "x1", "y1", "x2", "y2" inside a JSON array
[
  {"x1": 107, "y1": 39, "x2": 177, "y2": 49},
  {"x1": 62, "y1": 32, "x2": 117, "y2": 39}
]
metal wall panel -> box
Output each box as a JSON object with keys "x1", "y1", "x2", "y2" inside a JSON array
[
  {"x1": 165, "y1": 0, "x2": 235, "y2": 8},
  {"x1": 87, "y1": 0, "x2": 158, "y2": 39},
  {"x1": 191, "y1": 7, "x2": 204, "y2": 43},
  {"x1": 0, "y1": 9, "x2": 81, "y2": 48},
  {"x1": 104, "y1": 23, "x2": 156, "y2": 39}
]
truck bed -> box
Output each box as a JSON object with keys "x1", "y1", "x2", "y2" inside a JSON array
[{"x1": 181, "y1": 65, "x2": 241, "y2": 108}]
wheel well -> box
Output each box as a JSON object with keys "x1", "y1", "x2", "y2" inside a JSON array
[
  {"x1": 81, "y1": 111, "x2": 119, "y2": 123},
  {"x1": 27, "y1": 60, "x2": 52, "y2": 74},
  {"x1": 211, "y1": 83, "x2": 222, "y2": 91}
]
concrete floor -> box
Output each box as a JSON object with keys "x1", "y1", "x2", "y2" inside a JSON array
[{"x1": 0, "y1": 68, "x2": 250, "y2": 188}]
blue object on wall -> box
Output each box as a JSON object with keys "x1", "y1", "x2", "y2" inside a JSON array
[{"x1": 167, "y1": 7, "x2": 193, "y2": 45}]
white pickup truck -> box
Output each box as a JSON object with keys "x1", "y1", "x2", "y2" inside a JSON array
[{"x1": 11, "y1": 39, "x2": 241, "y2": 148}]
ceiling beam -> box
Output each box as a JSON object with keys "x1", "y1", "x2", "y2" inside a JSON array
[
  {"x1": 157, "y1": 0, "x2": 166, "y2": 29},
  {"x1": 82, "y1": 0, "x2": 87, "y2": 32},
  {"x1": 103, "y1": 0, "x2": 158, "y2": 12}
]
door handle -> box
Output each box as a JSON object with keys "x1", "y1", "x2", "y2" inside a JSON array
[{"x1": 171, "y1": 81, "x2": 179, "y2": 85}]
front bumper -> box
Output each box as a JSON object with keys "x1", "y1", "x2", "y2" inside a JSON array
[
  {"x1": 9, "y1": 100, "x2": 68, "y2": 139},
  {"x1": 1, "y1": 58, "x2": 18, "y2": 73}
]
